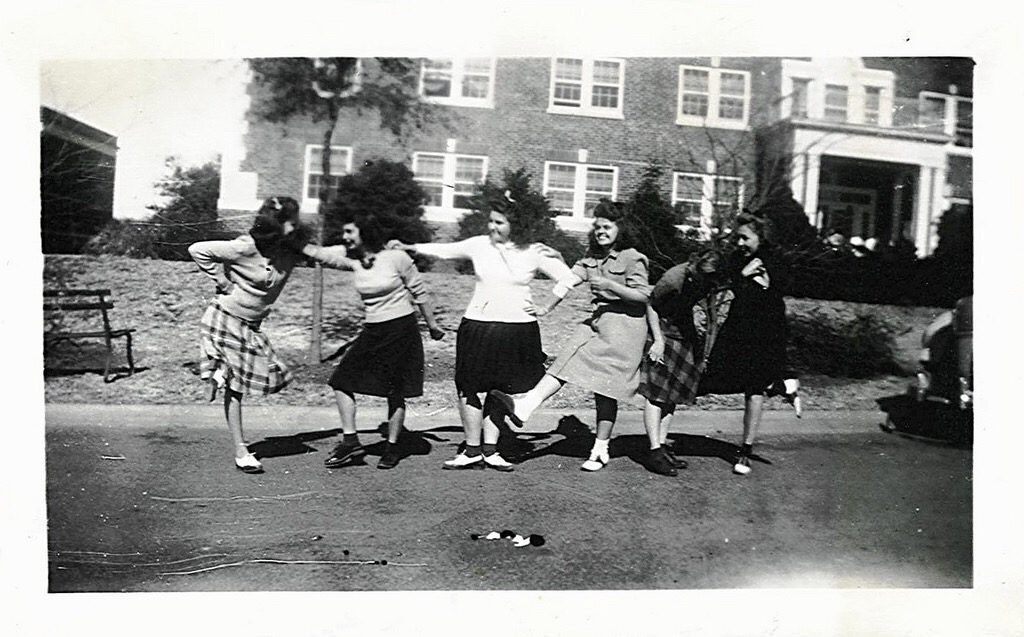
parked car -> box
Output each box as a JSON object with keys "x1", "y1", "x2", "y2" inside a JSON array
[{"x1": 877, "y1": 296, "x2": 973, "y2": 445}]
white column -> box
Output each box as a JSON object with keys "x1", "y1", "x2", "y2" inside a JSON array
[
  {"x1": 803, "y1": 153, "x2": 822, "y2": 228},
  {"x1": 913, "y1": 165, "x2": 935, "y2": 257}
]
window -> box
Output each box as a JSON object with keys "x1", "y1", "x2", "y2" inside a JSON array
[
  {"x1": 302, "y1": 145, "x2": 352, "y2": 210},
  {"x1": 543, "y1": 162, "x2": 618, "y2": 218},
  {"x1": 671, "y1": 172, "x2": 744, "y2": 228},
  {"x1": 412, "y1": 152, "x2": 488, "y2": 210},
  {"x1": 791, "y1": 78, "x2": 810, "y2": 118},
  {"x1": 918, "y1": 92, "x2": 973, "y2": 148},
  {"x1": 419, "y1": 58, "x2": 495, "y2": 108},
  {"x1": 677, "y1": 65, "x2": 751, "y2": 129},
  {"x1": 955, "y1": 99, "x2": 972, "y2": 148},
  {"x1": 824, "y1": 84, "x2": 848, "y2": 121},
  {"x1": 548, "y1": 58, "x2": 624, "y2": 119},
  {"x1": 864, "y1": 86, "x2": 882, "y2": 124}
]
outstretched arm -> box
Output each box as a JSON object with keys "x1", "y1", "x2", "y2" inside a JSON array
[
  {"x1": 303, "y1": 244, "x2": 358, "y2": 270},
  {"x1": 389, "y1": 237, "x2": 477, "y2": 260}
]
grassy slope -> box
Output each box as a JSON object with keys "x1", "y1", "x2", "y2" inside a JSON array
[{"x1": 43, "y1": 255, "x2": 946, "y2": 410}]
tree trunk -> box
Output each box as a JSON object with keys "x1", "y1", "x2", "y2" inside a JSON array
[{"x1": 309, "y1": 104, "x2": 339, "y2": 363}]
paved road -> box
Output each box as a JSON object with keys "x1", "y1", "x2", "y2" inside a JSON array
[{"x1": 45, "y1": 403, "x2": 972, "y2": 591}]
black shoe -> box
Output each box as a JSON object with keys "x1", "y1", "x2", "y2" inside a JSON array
[
  {"x1": 663, "y1": 446, "x2": 688, "y2": 470},
  {"x1": 487, "y1": 390, "x2": 524, "y2": 428},
  {"x1": 645, "y1": 448, "x2": 678, "y2": 477},
  {"x1": 377, "y1": 445, "x2": 400, "y2": 470},
  {"x1": 325, "y1": 438, "x2": 366, "y2": 468}
]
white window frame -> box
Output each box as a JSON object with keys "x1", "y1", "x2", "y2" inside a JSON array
[
  {"x1": 301, "y1": 144, "x2": 353, "y2": 213},
  {"x1": 671, "y1": 171, "x2": 745, "y2": 232},
  {"x1": 863, "y1": 85, "x2": 883, "y2": 125},
  {"x1": 790, "y1": 77, "x2": 811, "y2": 119},
  {"x1": 547, "y1": 58, "x2": 625, "y2": 120},
  {"x1": 919, "y1": 91, "x2": 972, "y2": 152},
  {"x1": 419, "y1": 58, "x2": 496, "y2": 108},
  {"x1": 412, "y1": 151, "x2": 489, "y2": 215},
  {"x1": 676, "y1": 65, "x2": 751, "y2": 130},
  {"x1": 824, "y1": 84, "x2": 849, "y2": 122},
  {"x1": 542, "y1": 161, "x2": 619, "y2": 225}
]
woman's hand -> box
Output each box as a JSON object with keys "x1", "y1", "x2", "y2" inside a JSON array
[
  {"x1": 742, "y1": 258, "x2": 770, "y2": 289},
  {"x1": 215, "y1": 279, "x2": 235, "y2": 295},
  {"x1": 647, "y1": 339, "x2": 666, "y2": 364},
  {"x1": 589, "y1": 275, "x2": 614, "y2": 293},
  {"x1": 387, "y1": 240, "x2": 412, "y2": 251},
  {"x1": 428, "y1": 325, "x2": 445, "y2": 341}
]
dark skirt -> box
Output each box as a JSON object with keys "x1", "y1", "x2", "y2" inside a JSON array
[
  {"x1": 329, "y1": 313, "x2": 424, "y2": 398},
  {"x1": 698, "y1": 285, "x2": 788, "y2": 396},
  {"x1": 454, "y1": 318, "x2": 546, "y2": 395}
]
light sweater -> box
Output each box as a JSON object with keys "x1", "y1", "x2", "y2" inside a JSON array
[
  {"x1": 414, "y1": 235, "x2": 575, "y2": 323},
  {"x1": 305, "y1": 246, "x2": 429, "y2": 323},
  {"x1": 188, "y1": 234, "x2": 303, "y2": 322}
]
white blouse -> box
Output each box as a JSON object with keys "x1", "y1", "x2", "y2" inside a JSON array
[{"x1": 415, "y1": 235, "x2": 576, "y2": 323}]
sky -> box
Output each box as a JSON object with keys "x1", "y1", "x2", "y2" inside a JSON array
[{"x1": 39, "y1": 58, "x2": 250, "y2": 219}]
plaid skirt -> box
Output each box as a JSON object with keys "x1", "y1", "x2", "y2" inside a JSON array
[
  {"x1": 638, "y1": 333, "x2": 703, "y2": 406},
  {"x1": 199, "y1": 302, "x2": 292, "y2": 396}
]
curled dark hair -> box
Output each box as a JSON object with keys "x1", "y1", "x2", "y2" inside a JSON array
[
  {"x1": 249, "y1": 196, "x2": 306, "y2": 257},
  {"x1": 586, "y1": 199, "x2": 637, "y2": 255},
  {"x1": 734, "y1": 210, "x2": 774, "y2": 247},
  {"x1": 334, "y1": 212, "x2": 387, "y2": 253}
]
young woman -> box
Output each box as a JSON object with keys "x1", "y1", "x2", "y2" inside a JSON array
[
  {"x1": 696, "y1": 213, "x2": 800, "y2": 475},
  {"x1": 188, "y1": 196, "x2": 309, "y2": 474},
  {"x1": 488, "y1": 201, "x2": 658, "y2": 473},
  {"x1": 389, "y1": 194, "x2": 576, "y2": 472},
  {"x1": 303, "y1": 214, "x2": 444, "y2": 470},
  {"x1": 639, "y1": 247, "x2": 729, "y2": 476}
]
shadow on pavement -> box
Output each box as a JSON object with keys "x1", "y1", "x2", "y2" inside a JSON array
[{"x1": 479, "y1": 413, "x2": 772, "y2": 471}]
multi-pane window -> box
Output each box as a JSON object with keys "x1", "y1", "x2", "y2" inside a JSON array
[
  {"x1": 420, "y1": 58, "x2": 495, "y2": 107},
  {"x1": 918, "y1": 92, "x2": 973, "y2": 148},
  {"x1": 864, "y1": 86, "x2": 882, "y2": 124},
  {"x1": 412, "y1": 152, "x2": 488, "y2": 209},
  {"x1": 677, "y1": 65, "x2": 751, "y2": 129},
  {"x1": 791, "y1": 78, "x2": 810, "y2": 118},
  {"x1": 824, "y1": 84, "x2": 849, "y2": 121},
  {"x1": 303, "y1": 145, "x2": 351, "y2": 208},
  {"x1": 543, "y1": 162, "x2": 618, "y2": 218},
  {"x1": 955, "y1": 99, "x2": 973, "y2": 148},
  {"x1": 671, "y1": 172, "x2": 744, "y2": 229},
  {"x1": 548, "y1": 58, "x2": 624, "y2": 118}
]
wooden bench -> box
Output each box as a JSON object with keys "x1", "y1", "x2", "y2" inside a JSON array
[{"x1": 44, "y1": 289, "x2": 136, "y2": 382}]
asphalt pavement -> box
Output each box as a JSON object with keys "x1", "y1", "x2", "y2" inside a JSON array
[{"x1": 44, "y1": 403, "x2": 972, "y2": 592}]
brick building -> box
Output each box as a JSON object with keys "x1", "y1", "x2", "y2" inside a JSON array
[
  {"x1": 219, "y1": 56, "x2": 971, "y2": 255},
  {"x1": 41, "y1": 106, "x2": 118, "y2": 254}
]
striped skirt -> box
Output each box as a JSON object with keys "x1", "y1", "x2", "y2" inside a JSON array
[{"x1": 199, "y1": 302, "x2": 292, "y2": 396}]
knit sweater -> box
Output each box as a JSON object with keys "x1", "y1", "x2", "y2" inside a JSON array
[
  {"x1": 413, "y1": 235, "x2": 575, "y2": 323},
  {"x1": 188, "y1": 234, "x2": 303, "y2": 322},
  {"x1": 305, "y1": 246, "x2": 429, "y2": 323}
]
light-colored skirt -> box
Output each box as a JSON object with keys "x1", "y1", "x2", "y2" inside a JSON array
[
  {"x1": 545, "y1": 308, "x2": 648, "y2": 401},
  {"x1": 199, "y1": 302, "x2": 292, "y2": 396}
]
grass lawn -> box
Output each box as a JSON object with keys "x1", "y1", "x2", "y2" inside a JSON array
[{"x1": 42, "y1": 254, "x2": 947, "y2": 411}]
